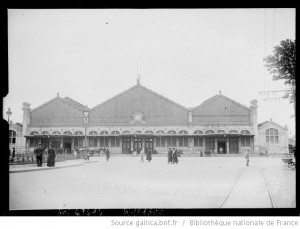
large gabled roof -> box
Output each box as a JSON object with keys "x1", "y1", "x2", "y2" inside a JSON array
[
  {"x1": 31, "y1": 95, "x2": 89, "y2": 112},
  {"x1": 192, "y1": 94, "x2": 250, "y2": 112},
  {"x1": 90, "y1": 83, "x2": 188, "y2": 111}
]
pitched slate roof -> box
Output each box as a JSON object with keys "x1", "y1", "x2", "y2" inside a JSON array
[
  {"x1": 192, "y1": 94, "x2": 251, "y2": 124},
  {"x1": 89, "y1": 83, "x2": 189, "y2": 126},
  {"x1": 30, "y1": 96, "x2": 86, "y2": 126}
]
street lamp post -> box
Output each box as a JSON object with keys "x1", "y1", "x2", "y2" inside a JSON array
[
  {"x1": 83, "y1": 109, "x2": 89, "y2": 153},
  {"x1": 6, "y1": 108, "x2": 12, "y2": 123}
]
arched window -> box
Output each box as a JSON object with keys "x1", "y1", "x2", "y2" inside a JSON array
[
  {"x1": 194, "y1": 130, "x2": 203, "y2": 135},
  {"x1": 41, "y1": 131, "x2": 49, "y2": 135},
  {"x1": 134, "y1": 131, "x2": 142, "y2": 134},
  {"x1": 167, "y1": 130, "x2": 176, "y2": 135},
  {"x1": 111, "y1": 131, "x2": 120, "y2": 135},
  {"x1": 145, "y1": 130, "x2": 154, "y2": 134},
  {"x1": 179, "y1": 130, "x2": 188, "y2": 135},
  {"x1": 89, "y1": 131, "x2": 98, "y2": 136},
  {"x1": 156, "y1": 130, "x2": 165, "y2": 135},
  {"x1": 9, "y1": 130, "x2": 16, "y2": 144},
  {"x1": 205, "y1": 130, "x2": 214, "y2": 134},
  {"x1": 63, "y1": 131, "x2": 72, "y2": 135},
  {"x1": 99, "y1": 131, "x2": 109, "y2": 136},
  {"x1": 266, "y1": 128, "x2": 279, "y2": 143},
  {"x1": 122, "y1": 131, "x2": 131, "y2": 134},
  {"x1": 52, "y1": 131, "x2": 61, "y2": 135},
  {"x1": 30, "y1": 131, "x2": 39, "y2": 135},
  {"x1": 74, "y1": 131, "x2": 83, "y2": 136},
  {"x1": 241, "y1": 130, "x2": 250, "y2": 135},
  {"x1": 217, "y1": 130, "x2": 226, "y2": 134},
  {"x1": 229, "y1": 130, "x2": 238, "y2": 134}
]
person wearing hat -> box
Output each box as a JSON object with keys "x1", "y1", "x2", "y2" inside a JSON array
[
  {"x1": 47, "y1": 144, "x2": 56, "y2": 167},
  {"x1": 34, "y1": 143, "x2": 44, "y2": 167},
  {"x1": 167, "y1": 147, "x2": 172, "y2": 164}
]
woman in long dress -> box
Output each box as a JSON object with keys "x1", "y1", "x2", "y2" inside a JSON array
[
  {"x1": 146, "y1": 149, "x2": 152, "y2": 163},
  {"x1": 47, "y1": 145, "x2": 56, "y2": 167}
]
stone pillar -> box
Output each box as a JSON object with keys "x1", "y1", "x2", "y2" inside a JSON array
[
  {"x1": 22, "y1": 102, "x2": 31, "y2": 153},
  {"x1": 153, "y1": 138, "x2": 156, "y2": 150},
  {"x1": 71, "y1": 138, "x2": 74, "y2": 150},
  {"x1": 108, "y1": 137, "x2": 111, "y2": 147},
  {"x1": 130, "y1": 137, "x2": 133, "y2": 152},
  {"x1": 226, "y1": 136, "x2": 229, "y2": 154},
  {"x1": 176, "y1": 137, "x2": 179, "y2": 148},
  {"x1": 250, "y1": 100, "x2": 259, "y2": 153},
  {"x1": 203, "y1": 137, "x2": 206, "y2": 150},
  {"x1": 238, "y1": 136, "x2": 241, "y2": 153},
  {"x1": 60, "y1": 138, "x2": 63, "y2": 149},
  {"x1": 142, "y1": 138, "x2": 145, "y2": 151},
  {"x1": 214, "y1": 138, "x2": 218, "y2": 152}
]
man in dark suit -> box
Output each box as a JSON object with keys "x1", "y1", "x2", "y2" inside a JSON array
[{"x1": 34, "y1": 143, "x2": 44, "y2": 167}]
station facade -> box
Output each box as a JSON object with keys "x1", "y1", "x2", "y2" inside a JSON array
[{"x1": 16, "y1": 81, "x2": 288, "y2": 154}]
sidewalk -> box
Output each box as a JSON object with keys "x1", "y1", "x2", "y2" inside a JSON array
[{"x1": 10, "y1": 157, "x2": 99, "y2": 173}]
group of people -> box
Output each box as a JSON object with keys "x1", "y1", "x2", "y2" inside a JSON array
[
  {"x1": 34, "y1": 143, "x2": 56, "y2": 167},
  {"x1": 167, "y1": 147, "x2": 179, "y2": 164},
  {"x1": 139, "y1": 148, "x2": 152, "y2": 163}
]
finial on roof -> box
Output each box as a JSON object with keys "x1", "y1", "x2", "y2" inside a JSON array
[
  {"x1": 137, "y1": 74, "x2": 141, "y2": 85},
  {"x1": 270, "y1": 118, "x2": 272, "y2": 122},
  {"x1": 219, "y1": 90, "x2": 222, "y2": 95},
  {"x1": 57, "y1": 93, "x2": 59, "y2": 97}
]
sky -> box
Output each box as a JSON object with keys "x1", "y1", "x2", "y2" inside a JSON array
[{"x1": 4, "y1": 9, "x2": 296, "y2": 136}]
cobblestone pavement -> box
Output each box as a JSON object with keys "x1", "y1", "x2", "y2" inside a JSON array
[{"x1": 9, "y1": 157, "x2": 295, "y2": 210}]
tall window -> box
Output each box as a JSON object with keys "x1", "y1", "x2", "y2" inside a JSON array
[
  {"x1": 74, "y1": 131, "x2": 83, "y2": 136},
  {"x1": 74, "y1": 138, "x2": 83, "y2": 147},
  {"x1": 194, "y1": 137, "x2": 203, "y2": 147},
  {"x1": 241, "y1": 136, "x2": 251, "y2": 146},
  {"x1": 266, "y1": 128, "x2": 279, "y2": 143},
  {"x1": 166, "y1": 137, "x2": 176, "y2": 147},
  {"x1": 9, "y1": 130, "x2": 16, "y2": 144},
  {"x1": 100, "y1": 137, "x2": 109, "y2": 147},
  {"x1": 89, "y1": 137, "x2": 97, "y2": 147},
  {"x1": 156, "y1": 137, "x2": 165, "y2": 147},
  {"x1": 30, "y1": 138, "x2": 39, "y2": 147},
  {"x1": 179, "y1": 137, "x2": 188, "y2": 147},
  {"x1": 110, "y1": 137, "x2": 120, "y2": 147}
]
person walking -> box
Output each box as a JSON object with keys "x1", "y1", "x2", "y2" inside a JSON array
[
  {"x1": 146, "y1": 149, "x2": 152, "y2": 163},
  {"x1": 86, "y1": 149, "x2": 90, "y2": 161},
  {"x1": 140, "y1": 148, "x2": 145, "y2": 163},
  {"x1": 47, "y1": 144, "x2": 56, "y2": 167},
  {"x1": 245, "y1": 149, "x2": 250, "y2": 166},
  {"x1": 12, "y1": 147, "x2": 16, "y2": 159},
  {"x1": 74, "y1": 148, "x2": 78, "y2": 158},
  {"x1": 105, "y1": 147, "x2": 110, "y2": 161},
  {"x1": 34, "y1": 143, "x2": 44, "y2": 167},
  {"x1": 172, "y1": 148, "x2": 178, "y2": 165},
  {"x1": 168, "y1": 147, "x2": 172, "y2": 164}
]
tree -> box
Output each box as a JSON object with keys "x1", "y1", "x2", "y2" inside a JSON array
[{"x1": 263, "y1": 39, "x2": 296, "y2": 103}]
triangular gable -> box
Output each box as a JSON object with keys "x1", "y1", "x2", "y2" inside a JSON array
[
  {"x1": 192, "y1": 94, "x2": 251, "y2": 124},
  {"x1": 258, "y1": 120, "x2": 287, "y2": 131},
  {"x1": 89, "y1": 83, "x2": 189, "y2": 125},
  {"x1": 30, "y1": 96, "x2": 85, "y2": 125}
]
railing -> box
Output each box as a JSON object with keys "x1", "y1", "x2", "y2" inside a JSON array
[{"x1": 9, "y1": 150, "x2": 96, "y2": 166}]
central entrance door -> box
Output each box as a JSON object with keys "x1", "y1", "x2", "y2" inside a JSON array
[
  {"x1": 145, "y1": 138, "x2": 153, "y2": 152},
  {"x1": 122, "y1": 138, "x2": 131, "y2": 154},
  {"x1": 217, "y1": 141, "x2": 226, "y2": 154},
  {"x1": 133, "y1": 138, "x2": 142, "y2": 153}
]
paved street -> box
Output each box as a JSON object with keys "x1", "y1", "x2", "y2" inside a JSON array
[{"x1": 9, "y1": 156, "x2": 295, "y2": 210}]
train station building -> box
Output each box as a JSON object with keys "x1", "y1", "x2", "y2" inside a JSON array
[{"x1": 12, "y1": 80, "x2": 289, "y2": 155}]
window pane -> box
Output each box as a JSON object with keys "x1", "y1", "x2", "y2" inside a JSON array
[
  {"x1": 270, "y1": 136, "x2": 274, "y2": 143},
  {"x1": 270, "y1": 129, "x2": 274, "y2": 135},
  {"x1": 194, "y1": 137, "x2": 198, "y2": 147},
  {"x1": 275, "y1": 136, "x2": 279, "y2": 143},
  {"x1": 266, "y1": 129, "x2": 269, "y2": 135},
  {"x1": 167, "y1": 137, "x2": 171, "y2": 147},
  {"x1": 199, "y1": 137, "x2": 203, "y2": 147},
  {"x1": 184, "y1": 137, "x2": 188, "y2": 147},
  {"x1": 266, "y1": 136, "x2": 269, "y2": 143},
  {"x1": 246, "y1": 137, "x2": 250, "y2": 146}
]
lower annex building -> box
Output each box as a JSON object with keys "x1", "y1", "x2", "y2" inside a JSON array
[{"x1": 12, "y1": 81, "x2": 289, "y2": 155}]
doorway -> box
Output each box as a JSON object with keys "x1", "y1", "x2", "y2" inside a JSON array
[
  {"x1": 133, "y1": 138, "x2": 142, "y2": 153},
  {"x1": 63, "y1": 138, "x2": 72, "y2": 154},
  {"x1": 217, "y1": 141, "x2": 226, "y2": 154},
  {"x1": 145, "y1": 138, "x2": 153, "y2": 152},
  {"x1": 122, "y1": 138, "x2": 131, "y2": 154}
]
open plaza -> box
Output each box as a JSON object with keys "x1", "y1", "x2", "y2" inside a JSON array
[{"x1": 9, "y1": 155, "x2": 295, "y2": 210}]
